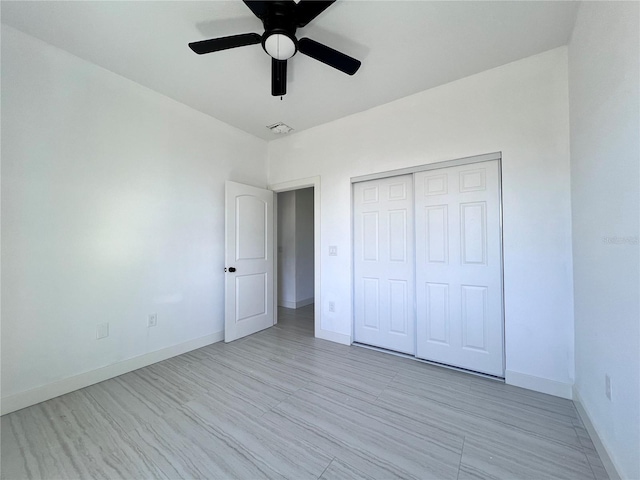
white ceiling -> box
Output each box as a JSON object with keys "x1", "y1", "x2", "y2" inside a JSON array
[{"x1": 1, "y1": 1, "x2": 579, "y2": 140}]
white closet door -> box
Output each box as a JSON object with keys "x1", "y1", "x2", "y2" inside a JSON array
[
  {"x1": 414, "y1": 161, "x2": 503, "y2": 376},
  {"x1": 354, "y1": 175, "x2": 415, "y2": 354}
]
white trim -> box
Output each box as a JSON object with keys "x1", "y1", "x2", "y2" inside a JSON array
[
  {"x1": 279, "y1": 298, "x2": 313, "y2": 309},
  {"x1": 505, "y1": 370, "x2": 573, "y2": 399},
  {"x1": 573, "y1": 387, "x2": 623, "y2": 480},
  {"x1": 273, "y1": 191, "x2": 279, "y2": 325},
  {"x1": 269, "y1": 176, "x2": 319, "y2": 193},
  {"x1": 269, "y1": 176, "x2": 322, "y2": 341},
  {"x1": 351, "y1": 151, "x2": 502, "y2": 183},
  {"x1": 1, "y1": 331, "x2": 223, "y2": 416},
  {"x1": 316, "y1": 328, "x2": 351, "y2": 346}
]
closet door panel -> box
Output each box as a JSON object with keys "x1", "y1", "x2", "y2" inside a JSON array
[
  {"x1": 354, "y1": 175, "x2": 415, "y2": 354},
  {"x1": 415, "y1": 161, "x2": 503, "y2": 376}
]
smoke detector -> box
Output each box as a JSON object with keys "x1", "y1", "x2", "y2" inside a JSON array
[{"x1": 267, "y1": 122, "x2": 294, "y2": 134}]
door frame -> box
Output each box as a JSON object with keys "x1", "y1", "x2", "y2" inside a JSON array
[
  {"x1": 269, "y1": 176, "x2": 321, "y2": 339},
  {"x1": 350, "y1": 151, "x2": 506, "y2": 377}
]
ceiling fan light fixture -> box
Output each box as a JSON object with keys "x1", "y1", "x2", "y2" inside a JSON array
[{"x1": 263, "y1": 33, "x2": 296, "y2": 60}]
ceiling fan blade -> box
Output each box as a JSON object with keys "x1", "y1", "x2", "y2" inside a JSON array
[
  {"x1": 189, "y1": 33, "x2": 261, "y2": 55},
  {"x1": 272, "y1": 58, "x2": 287, "y2": 96},
  {"x1": 242, "y1": 1, "x2": 269, "y2": 20},
  {"x1": 294, "y1": 0, "x2": 335, "y2": 27},
  {"x1": 298, "y1": 37, "x2": 361, "y2": 75}
]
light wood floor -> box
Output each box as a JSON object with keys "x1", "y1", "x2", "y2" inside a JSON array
[{"x1": 2, "y1": 305, "x2": 608, "y2": 480}]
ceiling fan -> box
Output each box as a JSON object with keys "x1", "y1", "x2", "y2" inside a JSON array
[{"x1": 189, "y1": 0, "x2": 362, "y2": 97}]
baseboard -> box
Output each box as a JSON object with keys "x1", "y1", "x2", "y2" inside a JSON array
[
  {"x1": 1, "y1": 331, "x2": 223, "y2": 416},
  {"x1": 505, "y1": 370, "x2": 573, "y2": 399},
  {"x1": 573, "y1": 386, "x2": 623, "y2": 480},
  {"x1": 316, "y1": 328, "x2": 351, "y2": 346},
  {"x1": 279, "y1": 298, "x2": 314, "y2": 309},
  {"x1": 295, "y1": 297, "x2": 314, "y2": 308}
]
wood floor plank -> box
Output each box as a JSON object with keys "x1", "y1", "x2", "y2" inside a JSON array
[
  {"x1": 458, "y1": 432, "x2": 595, "y2": 480},
  {"x1": 120, "y1": 393, "x2": 333, "y2": 480},
  {"x1": 268, "y1": 353, "x2": 395, "y2": 401},
  {"x1": 81, "y1": 374, "x2": 180, "y2": 433},
  {"x1": 265, "y1": 386, "x2": 463, "y2": 479},
  {"x1": 214, "y1": 348, "x2": 310, "y2": 394},
  {"x1": 386, "y1": 372, "x2": 583, "y2": 448},
  {"x1": 320, "y1": 458, "x2": 374, "y2": 480},
  {"x1": 376, "y1": 385, "x2": 588, "y2": 456},
  {"x1": 0, "y1": 390, "x2": 170, "y2": 480}
]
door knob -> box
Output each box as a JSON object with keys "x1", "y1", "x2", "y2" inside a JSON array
[{"x1": 226, "y1": 267, "x2": 236, "y2": 272}]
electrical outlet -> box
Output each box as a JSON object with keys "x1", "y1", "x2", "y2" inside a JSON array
[
  {"x1": 96, "y1": 323, "x2": 109, "y2": 340},
  {"x1": 329, "y1": 246, "x2": 338, "y2": 256},
  {"x1": 148, "y1": 313, "x2": 158, "y2": 328},
  {"x1": 605, "y1": 374, "x2": 612, "y2": 401},
  {"x1": 328, "y1": 301, "x2": 335, "y2": 313}
]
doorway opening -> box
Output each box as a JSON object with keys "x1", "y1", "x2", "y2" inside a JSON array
[{"x1": 275, "y1": 185, "x2": 316, "y2": 335}]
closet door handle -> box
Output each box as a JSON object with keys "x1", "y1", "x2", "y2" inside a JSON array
[{"x1": 225, "y1": 267, "x2": 236, "y2": 272}]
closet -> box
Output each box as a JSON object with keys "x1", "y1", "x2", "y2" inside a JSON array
[{"x1": 353, "y1": 157, "x2": 504, "y2": 377}]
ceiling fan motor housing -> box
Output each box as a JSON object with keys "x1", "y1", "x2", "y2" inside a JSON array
[
  {"x1": 261, "y1": 2, "x2": 299, "y2": 60},
  {"x1": 262, "y1": 30, "x2": 297, "y2": 60}
]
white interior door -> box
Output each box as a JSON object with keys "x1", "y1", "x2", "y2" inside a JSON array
[
  {"x1": 354, "y1": 175, "x2": 415, "y2": 354},
  {"x1": 414, "y1": 160, "x2": 503, "y2": 376},
  {"x1": 225, "y1": 181, "x2": 274, "y2": 342}
]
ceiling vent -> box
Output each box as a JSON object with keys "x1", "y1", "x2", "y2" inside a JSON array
[{"x1": 267, "y1": 122, "x2": 294, "y2": 134}]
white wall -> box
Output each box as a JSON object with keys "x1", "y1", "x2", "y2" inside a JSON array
[
  {"x1": 569, "y1": 3, "x2": 640, "y2": 478},
  {"x1": 277, "y1": 188, "x2": 314, "y2": 308},
  {"x1": 1, "y1": 26, "x2": 267, "y2": 409},
  {"x1": 277, "y1": 190, "x2": 296, "y2": 307},
  {"x1": 294, "y1": 188, "x2": 314, "y2": 305},
  {"x1": 268, "y1": 47, "x2": 574, "y2": 396}
]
